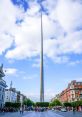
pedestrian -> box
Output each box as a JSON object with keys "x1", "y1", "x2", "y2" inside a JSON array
[
  {"x1": 20, "y1": 107, "x2": 22, "y2": 114},
  {"x1": 22, "y1": 106, "x2": 24, "y2": 114},
  {"x1": 73, "y1": 107, "x2": 75, "y2": 114}
]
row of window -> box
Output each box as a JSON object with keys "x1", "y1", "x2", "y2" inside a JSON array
[{"x1": 75, "y1": 82, "x2": 82, "y2": 85}]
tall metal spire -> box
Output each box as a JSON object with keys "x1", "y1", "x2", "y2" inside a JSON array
[{"x1": 40, "y1": 2, "x2": 44, "y2": 102}]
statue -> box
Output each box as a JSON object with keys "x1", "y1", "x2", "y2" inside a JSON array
[{"x1": 0, "y1": 64, "x2": 5, "y2": 78}]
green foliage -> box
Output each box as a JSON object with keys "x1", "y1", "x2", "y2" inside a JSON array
[
  {"x1": 71, "y1": 100, "x2": 82, "y2": 107},
  {"x1": 5, "y1": 102, "x2": 12, "y2": 107},
  {"x1": 5, "y1": 102, "x2": 21, "y2": 108},
  {"x1": 63, "y1": 102, "x2": 72, "y2": 107},
  {"x1": 23, "y1": 98, "x2": 34, "y2": 107},
  {"x1": 76, "y1": 100, "x2": 82, "y2": 106},
  {"x1": 64, "y1": 100, "x2": 82, "y2": 107},
  {"x1": 36, "y1": 102, "x2": 49, "y2": 107},
  {"x1": 71, "y1": 102, "x2": 77, "y2": 107},
  {"x1": 50, "y1": 99, "x2": 62, "y2": 107}
]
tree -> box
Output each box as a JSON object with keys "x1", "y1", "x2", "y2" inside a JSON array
[
  {"x1": 71, "y1": 102, "x2": 77, "y2": 107},
  {"x1": 63, "y1": 102, "x2": 72, "y2": 107},
  {"x1": 5, "y1": 102, "x2": 21, "y2": 108},
  {"x1": 50, "y1": 99, "x2": 62, "y2": 107},
  {"x1": 73, "y1": 100, "x2": 82, "y2": 107},
  {"x1": 5, "y1": 102, "x2": 12, "y2": 107},
  {"x1": 36, "y1": 102, "x2": 49, "y2": 107},
  {"x1": 23, "y1": 98, "x2": 34, "y2": 107}
]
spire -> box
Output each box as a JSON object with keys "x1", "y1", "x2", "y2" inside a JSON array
[
  {"x1": 40, "y1": 1, "x2": 44, "y2": 102},
  {"x1": 10, "y1": 81, "x2": 13, "y2": 89}
]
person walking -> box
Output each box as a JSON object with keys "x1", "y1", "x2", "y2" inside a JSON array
[
  {"x1": 20, "y1": 107, "x2": 22, "y2": 114},
  {"x1": 22, "y1": 106, "x2": 24, "y2": 114}
]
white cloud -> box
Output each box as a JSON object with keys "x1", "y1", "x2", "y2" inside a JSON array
[
  {"x1": 5, "y1": 14, "x2": 56, "y2": 59},
  {"x1": 22, "y1": 75, "x2": 36, "y2": 80},
  {"x1": 32, "y1": 58, "x2": 40, "y2": 68},
  {"x1": 0, "y1": 33, "x2": 14, "y2": 54},
  {"x1": 21, "y1": 73, "x2": 38, "y2": 81},
  {"x1": 43, "y1": 31, "x2": 82, "y2": 63},
  {"x1": 4, "y1": 68, "x2": 17, "y2": 75},
  {"x1": 68, "y1": 60, "x2": 82, "y2": 66},
  {"x1": 56, "y1": 0, "x2": 82, "y2": 32},
  {"x1": 0, "y1": 0, "x2": 82, "y2": 64},
  {"x1": 0, "y1": 0, "x2": 24, "y2": 54},
  {"x1": 42, "y1": 0, "x2": 57, "y2": 13},
  {"x1": 23, "y1": 76, "x2": 30, "y2": 80},
  {"x1": 27, "y1": 1, "x2": 40, "y2": 16}
]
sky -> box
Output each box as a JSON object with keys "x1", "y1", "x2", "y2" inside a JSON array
[{"x1": 0, "y1": 0, "x2": 82, "y2": 102}]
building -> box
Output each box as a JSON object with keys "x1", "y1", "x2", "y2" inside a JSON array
[
  {"x1": 51, "y1": 94, "x2": 60, "y2": 102},
  {"x1": 0, "y1": 79, "x2": 7, "y2": 108},
  {"x1": 5, "y1": 82, "x2": 17, "y2": 103},
  {"x1": 59, "y1": 80, "x2": 82, "y2": 103},
  {"x1": 5, "y1": 88, "x2": 17, "y2": 103},
  {"x1": 20, "y1": 94, "x2": 27, "y2": 106},
  {"x1": 0, "y1": 64, "x2": 7, "y2": 108},
  {"x1": 52, "y1": 80, "x2": 82, "y2": 103},
  {"x1": 5, "y1": 82, "x2": 27, "y2": 105}
]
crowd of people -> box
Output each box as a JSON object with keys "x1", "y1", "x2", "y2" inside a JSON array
[{"x1": 0, "y1": 107, "x2": 18, "y2": 112}]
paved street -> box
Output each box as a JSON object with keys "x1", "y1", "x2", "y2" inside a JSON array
[
  {"x1": 0, "y1": 110, "x2": 82, "y2": 117},
  {"x1": 55, "y1": 111, "x2": 82, "y2": 117},
  {"x1": 0, "y1": 111, "x2": 63, "y2": 117}
]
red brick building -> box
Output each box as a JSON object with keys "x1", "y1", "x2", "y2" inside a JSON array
[{"x1": 53, "y1": 80, "x2": 82, "y2": 103}]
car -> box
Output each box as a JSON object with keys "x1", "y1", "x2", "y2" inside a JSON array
[
  {"x1": 61, "y1": 108, "x2": 67, "y2": 112},
  {"x1": 52, "y1": 108, "x2": 54, "y2": 111}
]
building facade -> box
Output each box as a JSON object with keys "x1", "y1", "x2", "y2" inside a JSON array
[
  {"x1": 20, "y1": 94, "x2": 27, "y2": 106},
  {"x1": 5, "y1": 88, "x2": 17, "y2": 103},
  {"x1": 0, "y1": 79, "x2": 7, "y2": 108},
  {"x1": 5, "y1": 88, "x2": 27, "y2": 105},
  {"x1": 51, "y1": 94, "x2": 60, "y2": 102},
  {"x1": 52, "y1": 80, "x2": 82, "y2": 103},
  {"x1": 0, "y1": 64, "x2": 7, "y2": 108}
]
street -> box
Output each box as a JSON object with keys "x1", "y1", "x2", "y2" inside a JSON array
[
  {"x1": 0, "y1": 111, "x2": 63, "y2": 117},
  {"x1": 0, "y1": 111, "x2": 82, "y2": 117}
]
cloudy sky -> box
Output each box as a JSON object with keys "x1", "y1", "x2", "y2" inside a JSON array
[{"x1": 0, "y1": 0, "x2": 82, "y2": 101}]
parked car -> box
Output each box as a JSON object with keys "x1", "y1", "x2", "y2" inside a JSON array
[{"x1": 61, "y1": 108, "x2": 67, "y2": 112}]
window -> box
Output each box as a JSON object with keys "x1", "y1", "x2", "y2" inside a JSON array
[
  {"x1": 0, "y1": 89, "x2": 1, "y2": 91},
  {"x1": 2, "y1": 95, "x2": 3, "y2": 100},
  {"x1": 3, "y1": 88, "x2": 4, "y2": 92}
]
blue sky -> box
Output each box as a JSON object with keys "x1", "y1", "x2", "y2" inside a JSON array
[{"x1": 0, "y1": 0, "x2": 82, "y2": 101}]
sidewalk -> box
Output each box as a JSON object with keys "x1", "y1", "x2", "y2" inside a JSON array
[{"x1": 0, "y1": 111, "x2": 28, "y2": 117}]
